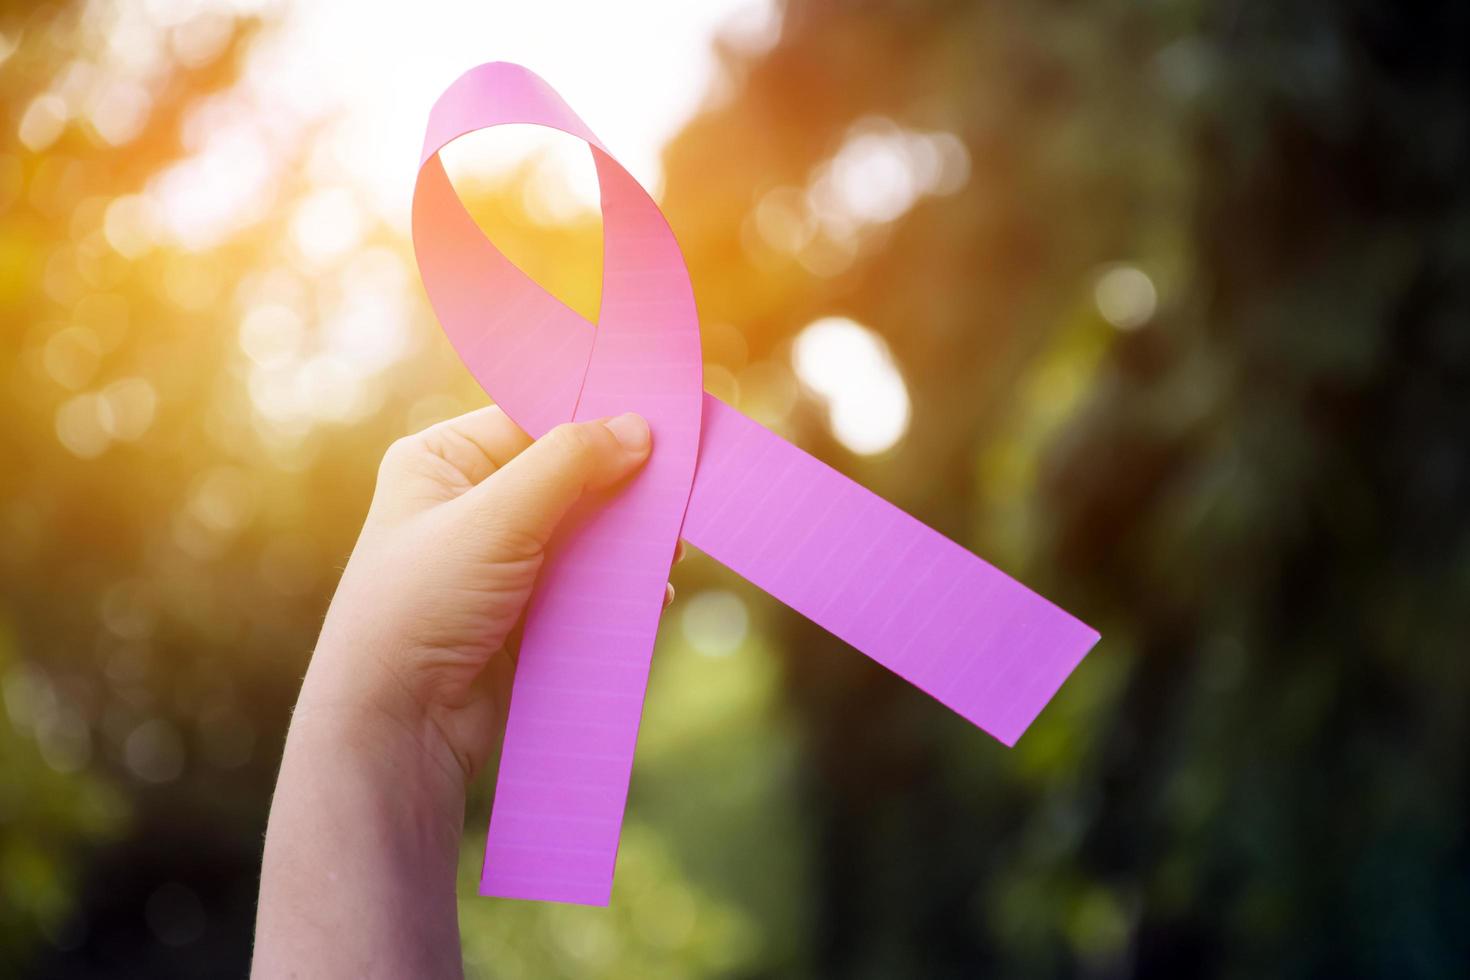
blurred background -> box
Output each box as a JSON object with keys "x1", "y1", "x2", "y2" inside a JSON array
[{"x1": 3, "y1": 0, "x2": 1468, "y2": 976}]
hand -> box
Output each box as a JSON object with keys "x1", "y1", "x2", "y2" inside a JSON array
[
  {"x1": 305, "y1": 405, "x2": 658, "y2": 783},
  {"x1": 254, "y1": 406, "x2": 659, "y2": 979}
]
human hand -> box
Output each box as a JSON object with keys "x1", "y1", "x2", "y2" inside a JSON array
[{"x1": 301, "y1": 405, "x2": 660, "y2": 784}]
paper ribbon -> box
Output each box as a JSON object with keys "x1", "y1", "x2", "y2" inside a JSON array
[{"x1": 412, "y1": 62, "x2": 1099, "y2": 906}]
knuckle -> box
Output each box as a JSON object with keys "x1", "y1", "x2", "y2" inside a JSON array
[
  {"x1": 418, "y1": 427, "x2": 449, "y2": 460},
  {"x1": 378, "y1": 435, "x2": 420, "y2": 476},
  {"x1": 547, "y1": 422, "x2": 597, "y2": 463},
  {"x1": 466, "y1": 504, "x2": 546, "y2": 561},
  {"x1": 488, "y1": 517, "x2": 548, "y2": 562}
]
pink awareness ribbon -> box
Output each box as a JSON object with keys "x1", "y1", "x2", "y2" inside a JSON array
[{"x1": 412, "y1": 63, "x2": 1099, "y2": 906}]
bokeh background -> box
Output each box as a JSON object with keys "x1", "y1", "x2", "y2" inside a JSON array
[{"x1": 3, "y1": 0, "x2": 1468, "y2": 976}]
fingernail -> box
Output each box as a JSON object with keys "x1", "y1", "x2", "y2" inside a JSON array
[
  {"x1": 604, "y1": 413, "x2": 650, "y2": 454},
  {"x1": 664, "y1": 582, "x2": 675, "y2": 607}
]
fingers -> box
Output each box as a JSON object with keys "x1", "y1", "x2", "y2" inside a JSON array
[
  {"x1": 375, "y1": 407, "x2": 532, "y2": 520},
  {"x1": 427, "y1": 406, "x2": 533, "y2": 478},
  {"x1": 459, "y1": 413, "x2": 652, "y2": 555},
  {"x1": 409, "y1": 405, "x2": 531, "y2": 486}
]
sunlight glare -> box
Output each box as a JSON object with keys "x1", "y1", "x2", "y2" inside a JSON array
[
  {"x1": 791, "y1": 317, "x2": 911, "y2": 455},
  {"x1": 148, "y1": 125, "x2": 272, "y2": 251},
  {"x1": 98, "y1": 377, "x2": 158, "y2": 442},
  {"x1": 18, "y1": 94, "x2": 68, "y2": 152},
  {"x1": 236, "y1": 0, "x2": 778, "y2": 225},
  {"x1": 104, "y1": 195, "x2": 160, "y2": 259},
  {"x1": 238, "y1": 304, "x2": 304, "y2": 367},
  {"x1": 750, "y1": 119, "x2": 969, "y2": 277},
  {"x1": 290, "y1": 186, "x2": 365, "y2": 268},
  {"x1": 55, "y1": 393, "x2": 110, "y2": 458},
  {"x1": 439, "y1": 127, "x2": 602, "y2": 224},
  {"x1": 1093, "y1": 264, "x2": 1157, "y2": 330},
  {"x1": 681, "y1": 590, "x2": 750, "y2": 657},
  {"x1": 806, "y1": 118, "x2": 970, "y2": 240}
]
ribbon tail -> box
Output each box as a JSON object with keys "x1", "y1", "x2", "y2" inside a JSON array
[
  {"x1": 480, "y1": 151, "x2": 703, "y2": 906},
  {"x1": 682, "y1": 396, "x2": 1099, "y2": 747}
]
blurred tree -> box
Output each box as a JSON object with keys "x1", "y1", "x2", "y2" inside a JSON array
[
  {"x1": 1, "y1": 6, "x2": 280, "y2": 974},
  {"x1": 4, "y1": 0, "x2": 1467, "y2": 976},
  {"x1": 0, "y1": 2, "x2": 479, "y2": 973},
  {"x1": 660, "y1": 0, "x2": 1470, "y2": 977}
]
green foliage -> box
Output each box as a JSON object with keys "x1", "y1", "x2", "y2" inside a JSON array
[
  {"x1": 659, "y1": 0, "x2": 1470, "y2": 976},
  {"x1": 0, "y1": 618, "x2": 128, "y2": 961}
]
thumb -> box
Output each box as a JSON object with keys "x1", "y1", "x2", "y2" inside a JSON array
[{"x1": 458, "y1": 413, "x2": 652, "y2": 554}]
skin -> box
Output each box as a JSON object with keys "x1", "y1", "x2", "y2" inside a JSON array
[{"x1": 252, "y1": 407, "x2": 668, "y2": 979}]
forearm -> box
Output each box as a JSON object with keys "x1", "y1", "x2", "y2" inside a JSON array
[{"x1": 253, "y1": 652, "x2": 468, "y2": 979}]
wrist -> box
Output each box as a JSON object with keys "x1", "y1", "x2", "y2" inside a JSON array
[
  {"x1": 291, "y1": 643, "x2": 469, "y2": 830},
  {"x1": 258, "y1": 661, "x2": 468, "y2": 979}
]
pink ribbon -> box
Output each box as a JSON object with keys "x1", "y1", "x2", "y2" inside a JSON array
[{"x1": 412, "y1": 63, "x2": 1099, "y2": 906}]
